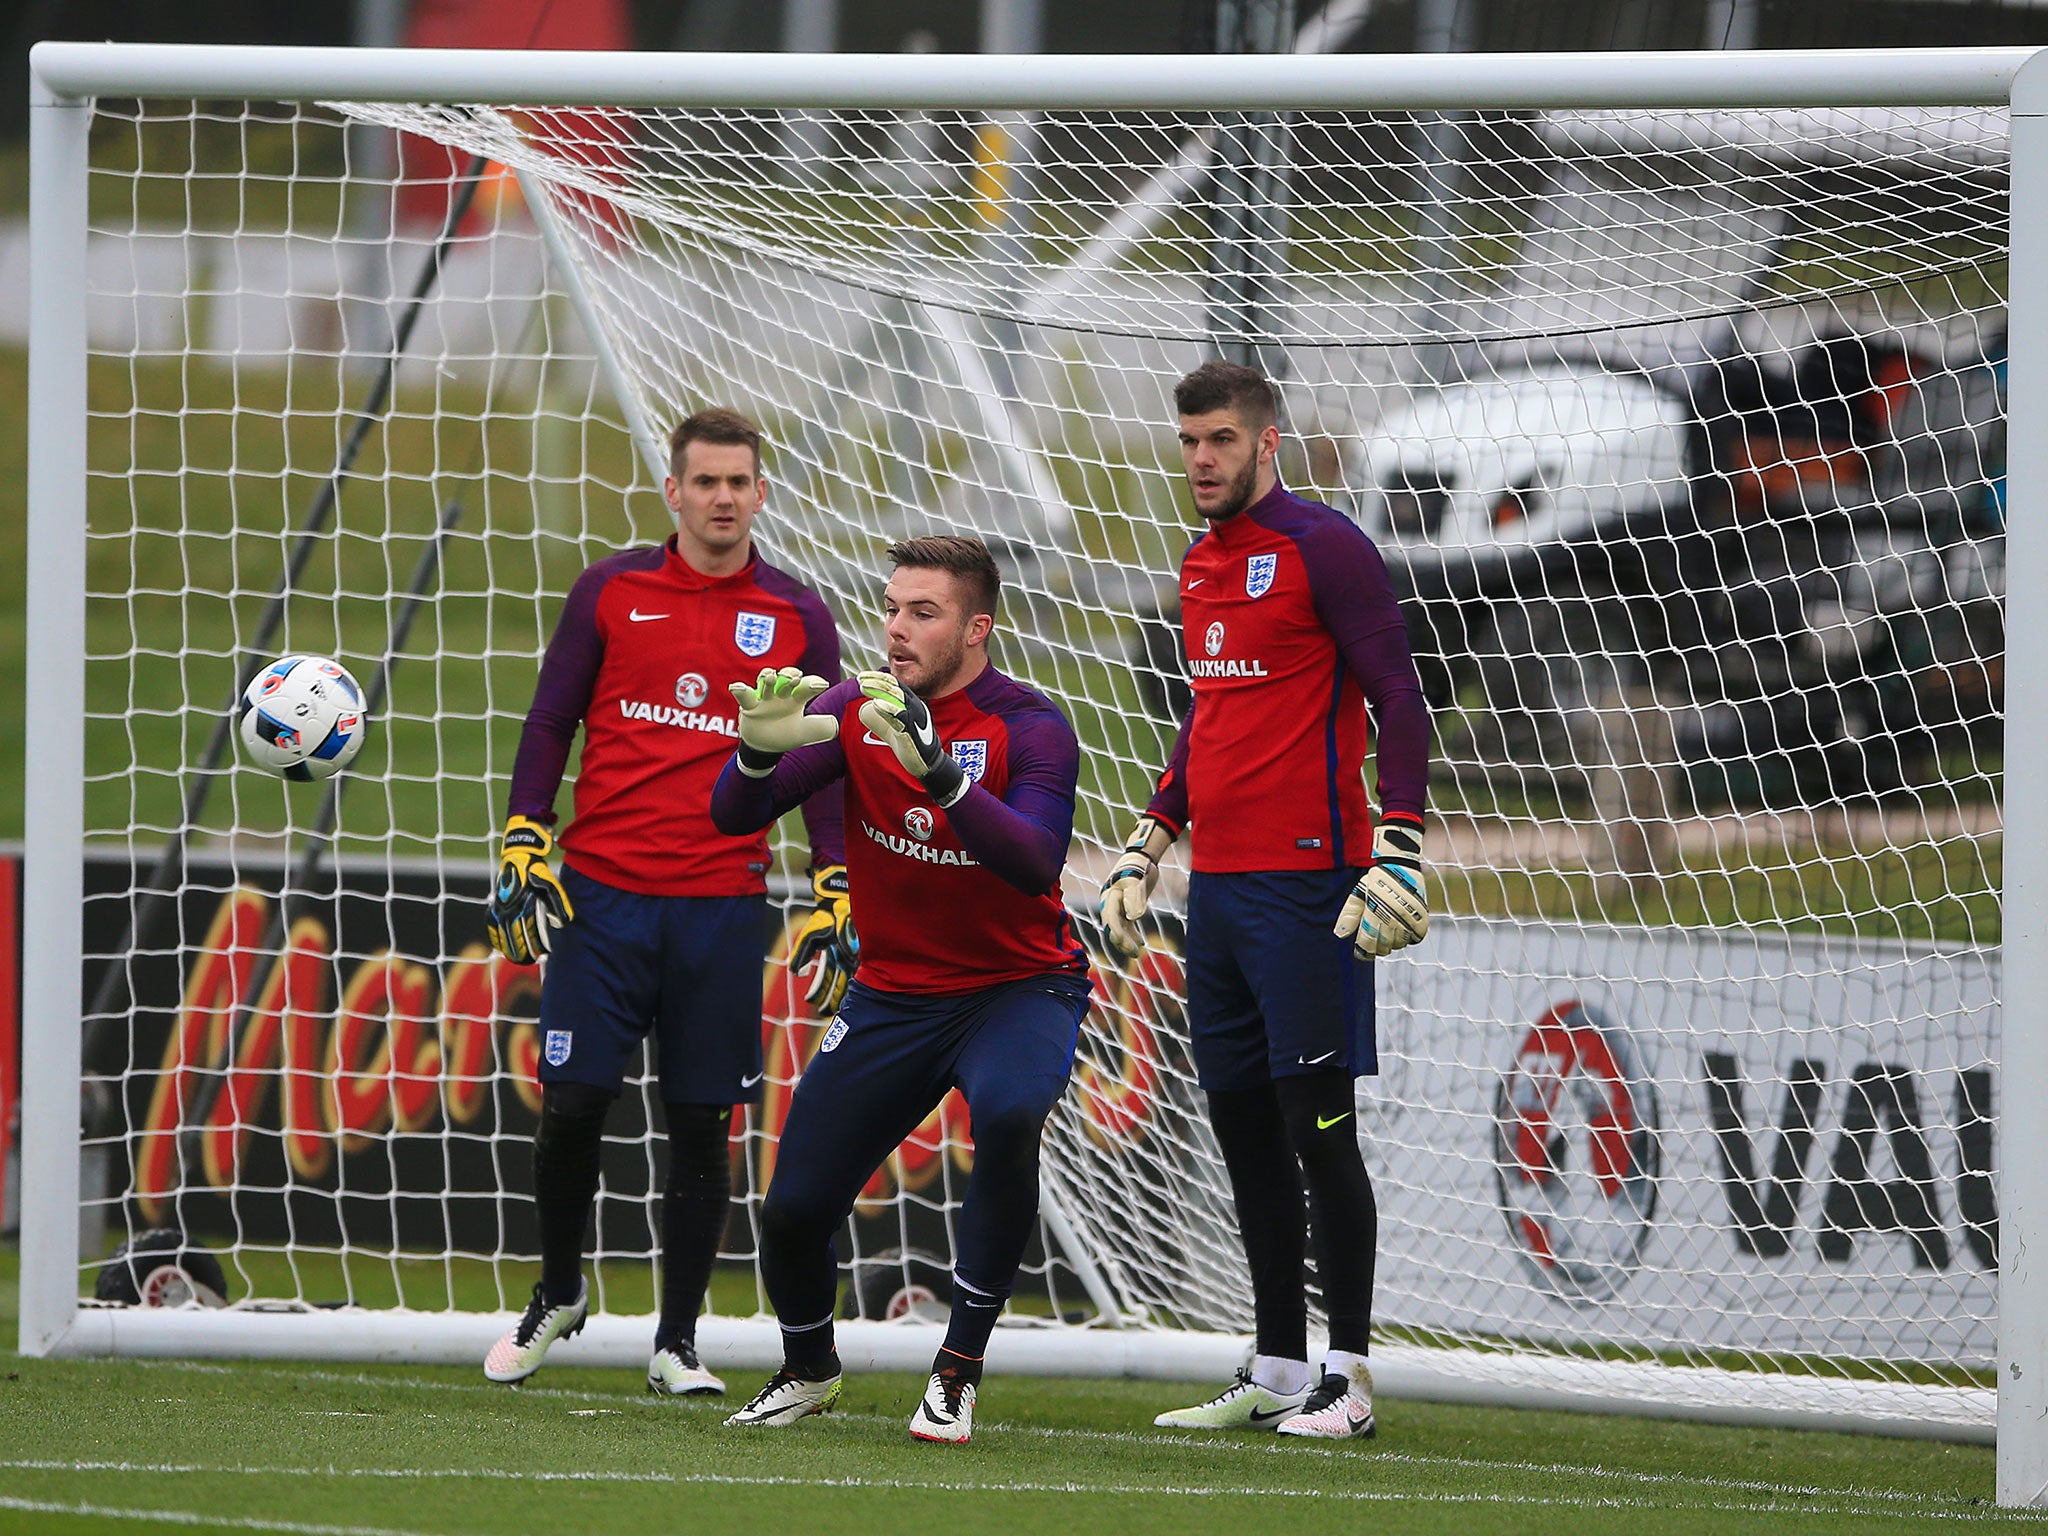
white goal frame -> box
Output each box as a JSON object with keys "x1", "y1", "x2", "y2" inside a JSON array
[{"x1": 19, "y1": 40, "x2": 2048, "y2": 1505}]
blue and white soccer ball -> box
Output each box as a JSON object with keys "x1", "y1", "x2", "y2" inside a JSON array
[{"x1": 237, "y1": 655, "x2": 368, "y2": 782}]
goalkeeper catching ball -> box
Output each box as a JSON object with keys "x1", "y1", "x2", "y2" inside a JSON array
[
  {"x1": 1101, "y1": 362, "x2": 1432, "y2": 1440},
  {"x1": 482, "y1": 409, "x2": 851, "y2": 1398},
  {"x1": 710, "y1": 535, "x2": 1089, "y2": 1446}
]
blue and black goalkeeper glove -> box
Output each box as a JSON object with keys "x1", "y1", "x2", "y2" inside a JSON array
[
  {"x1": 486, "y1": 814, "x2": 576, "y2": 966},
  {"x1": 788, "y1": 863, "x2": 858, "y2": 1015},
  {"x1": 1334, "y1": 814, "x2": 1429, "y2": 960}
]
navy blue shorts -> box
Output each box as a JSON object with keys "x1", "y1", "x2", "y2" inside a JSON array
[
  {"x1": 536, "y1": 866, "x2": 766, "y2": 1105},
  {"x1": 1184, "y1": 867, "x2": 1376, "y2": 1092},
  {"x1": 768, "y1": 971, "x2": 1091, "y2": 1227}
]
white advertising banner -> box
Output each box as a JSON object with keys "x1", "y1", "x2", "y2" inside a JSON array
[{"x1": 1368, "y1": 918, "x2": 1999, "y2": 1369}]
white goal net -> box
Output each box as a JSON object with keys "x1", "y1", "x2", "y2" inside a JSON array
[{"x1": 23, "y1": 47, "x2": 2020, "y2": 1442}]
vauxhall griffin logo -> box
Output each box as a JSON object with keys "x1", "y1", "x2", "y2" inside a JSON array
[
  {"x1": 675, "y1": 673, "x2": 709, "y2": 709},
  {"x1": 1204, "y1": 621, "x2": 1225, "y2": 657},
  {"x1": 1494, "y1": 998, "x2": 1660, "y2": 1303},
  {"x1": 903, "y1": 806, "x2": 935, "y2": 842}
]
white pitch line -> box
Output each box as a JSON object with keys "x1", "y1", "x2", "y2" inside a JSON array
[
  {"x1": 4, "y1": 1458, "x2": 2041, "y2": 1523},
  {"x1": 106, "y1": 1359, "x2": 2007, "y2": 1515},
  {"x1": 0, "y1": 1494, "x2": 436, "y2": 1536}
]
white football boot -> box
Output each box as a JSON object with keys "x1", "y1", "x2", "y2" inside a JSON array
[
  {"x1": 647, "y1": 1339, "x2": 725, "y2": 1397},
  {"x1": 724, "y1": 1369, "x2": 843, "y2": 1426},
  {"x1": 1275, "y1": 1364, "x2": 1376, "y2": 1440},
  {"x1": 1152, "y1": 1368, "x2": 1311, "y2": 1430},
  {"x1": 484, "y1": 1281, "x2": 587, "y2": 1384},
  {"x1": 908, "y1": 1372, "x2": 976, "y2": 1444}
]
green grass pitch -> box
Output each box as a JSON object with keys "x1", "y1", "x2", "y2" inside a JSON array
[{"x1": 0, "y1": 1248, "x2": 2029, "y2": 1536}]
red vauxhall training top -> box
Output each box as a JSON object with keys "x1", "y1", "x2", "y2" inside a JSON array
[
  {"x1": 508, "y1": 538, "x2": 844, "y2": 896},
  {"x1": 710, "y1": 666, "x2": 1087, "y2": 995},
  {"x1": 1145, "y1": 482, "x2": 1430, "y2": 874}
]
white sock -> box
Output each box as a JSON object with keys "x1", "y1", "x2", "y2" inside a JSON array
[
  {"x1": 1252, "y1": 1354, "x2": 1313, "y2": 1395},
  {"x1": 1323, "y1": 1348, "x2": 1373, "y2": 1392}
]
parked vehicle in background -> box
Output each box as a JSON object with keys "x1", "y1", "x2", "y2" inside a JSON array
[{"x1": 1350, "y1": 331, "x2": 2004, "y2": 809}]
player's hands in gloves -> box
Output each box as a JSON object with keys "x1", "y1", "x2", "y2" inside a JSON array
[
  {"x1": 789, "y1": 863, "x2": 859, "y2": 1014},
  {"x1": 730, "y1": 665, "x2": 839, "y2": 776},
  {"x1": 1334, "y1": 814, "x2": 1429, "y2": 960},
  {"x1": 486, "y1": 814, "x2": 576, "y2": 965},
  {"x1": 856, "y1": 671, "x2": 970, "y2": 807},
  {"x1": 1098, "y1": 814, "x2": 1175, "y2": 960}
]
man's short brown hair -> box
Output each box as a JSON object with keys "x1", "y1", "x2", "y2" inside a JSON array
[
  {"x1": 668, "y1": 407, "x2": 763, "y2": 477},
  {"x1": 1173, "y1": 360, "x2": 1280, "y2": 432},
  {"x1": 887, "y1": 535, "x2": 1001, "y2": 620}
]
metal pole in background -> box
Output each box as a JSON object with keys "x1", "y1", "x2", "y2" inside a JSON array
[
  {"x1": 1206, "y1": 0, "x2": 1296, "y2": 380},
  {"x1": 1409, "y1": 0, "x2": 1484, "y2": 385}
]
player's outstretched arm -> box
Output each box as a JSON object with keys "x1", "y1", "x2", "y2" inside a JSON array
[
  {"x1": 486, "y1": 814, "x2": 577, "y2": 965},
  {"x1": 1333, "y1": 812, "x2": 1429, "y2": 960},
  {"x1": 1098, "y1": 814, "x2": 1176, "y2": 960},
  {"x1": 710, "y1": 676, "x2": 853, "y2": 837}
]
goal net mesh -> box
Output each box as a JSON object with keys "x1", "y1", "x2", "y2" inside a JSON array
[{"x1": 73, "y1": 90, "x2": 2004, "y2": 1428}]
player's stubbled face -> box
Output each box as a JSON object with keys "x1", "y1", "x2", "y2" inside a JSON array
[
  {"x1": 1178, "y1": 409, "x2": 1263, "y2": 522},
  {"x1": 666, "y1": 440, "x2": 765, "y2": 567},
  {"x1": 882, "y1": 566, "x2": 977, "y2": 698}
]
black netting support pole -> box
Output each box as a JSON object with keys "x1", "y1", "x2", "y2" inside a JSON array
[
  {"x1": 175, "y1": 496, "x2": 465, "y2": 1162},
  {"x1": 82, "y1": 154, "x2": 492, "y2": 1117}
]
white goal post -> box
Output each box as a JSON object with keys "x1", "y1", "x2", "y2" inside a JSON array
[{"x1": 19, "y1": 39, "x2": 2048, "y2": 1504}]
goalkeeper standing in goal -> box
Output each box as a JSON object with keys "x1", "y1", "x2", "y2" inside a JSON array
[
  {"x1": 482, "y1": 408, "x2": 853, "y2": 1396},
  {"x1": 1101, "y1": 362, "x2": 1431, "y2": 1440},
  {"x1": 709, "y1": 535, "x2": 1090, "y2": 1445}
]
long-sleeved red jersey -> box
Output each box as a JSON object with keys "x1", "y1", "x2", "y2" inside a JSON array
[
  {"x1": 1145, "y1": 483, "x2": 1430, "y2": 873},
  {"x1": 509, "y1": 538, "x2": 844, "y2": 896},
  {"x1": 711, "y1": 667, "x2": 1087, "y2": 994}
]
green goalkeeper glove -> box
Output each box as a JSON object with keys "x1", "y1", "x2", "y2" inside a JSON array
[
  {"x1": 856, "y1": 671, "x2": 970, "y2": 808},
  {"x1": 729, "y1": 666, "x2": 839, "y2": 777},
  {"x1": 788, "y1": 864, "x2": 858, "y2": 1015},
  {"x1": 1098, "y1": 814, "x2": 1175, "y2": 960},
  {"x1": 1334, "y1": 814, "x2": 1429, "y2": 960},
  {"x1": 486, "y1": 814, "x2": 576, "y2": 966}
]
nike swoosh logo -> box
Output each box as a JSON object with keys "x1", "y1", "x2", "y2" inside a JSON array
[
  {"x1": 1248, "y1": 1405, "x2": 1294, "y2": 1425},
  {"x1": 1300, "y1": 1051, "x2": 1337, "y2": 1066},
  {"x1": 1317, "y1": 1111, "x2": 1354, "y2": 1130},
  {"x1": 1187, "y1": 578, "x2": 1206, "y2": 588},
  {"x1": 740, "y1": 1071, "x2": 765, "y2": 1088},
  {"x1": 628, "y1": 609, "x2": 670, "y2": 622},
  {"x1": 863, "y1": 731, "x2": 890, "y2": 746}
]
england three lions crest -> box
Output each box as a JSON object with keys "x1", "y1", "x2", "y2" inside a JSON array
[
  {"x1": 734, "y1": 612, "x2": 777, "y2": 657},
  {"x1": 951, "y1": 739, "x2": 989, "y2": 783},
  {"x1": 1245, "y1": 552, "x2": 1278, "y2": 599}
]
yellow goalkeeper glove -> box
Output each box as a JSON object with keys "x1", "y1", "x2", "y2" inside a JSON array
[
  {"x1": 729, "y1": 666, "x2": 839, "y2": 777},
  {"x1": 486, "y1": 814, "x2": 576, "y2": 965},
  {"x1": 1098, "y1": 814, "x2": 1175, "y2": 961},
  {"x1": 788, "y1": 864, "x2": 858, "y2": 1015},
  {"x1": 1334, "y1": 814, "x2": 1429, "y2": 960}
]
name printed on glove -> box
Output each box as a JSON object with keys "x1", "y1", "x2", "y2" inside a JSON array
[
  {"x1": 617, "y1": 699, "x2": 739, "y2": 736},
  {"x1": 862, "y1": 819, "x2": 980, "y2": 867}
]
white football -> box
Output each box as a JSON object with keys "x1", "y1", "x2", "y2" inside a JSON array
[{"x1": 237, "y1": 655, "x2": 368, "y2": 782}]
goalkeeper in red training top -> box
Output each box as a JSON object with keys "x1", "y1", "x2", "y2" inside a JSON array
[
  {"x1": 1100, "y1": 361, "x2": 1432, "y2": 1441},
  {"x1": 480, "y1": 408, "x2": 852, "y2": 1398},
  {"x1": 709, "y1": 535, "x2": 1090, "y2": 1446}
]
